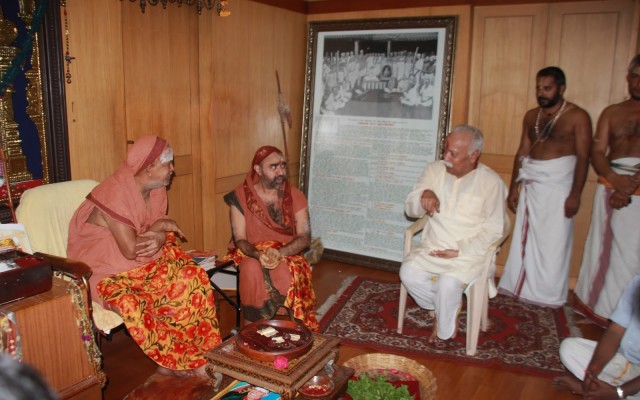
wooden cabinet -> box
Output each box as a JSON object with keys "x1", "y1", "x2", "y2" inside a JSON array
[{"x1": 1, "y1": 277, "x2": 104, "y2": 400}]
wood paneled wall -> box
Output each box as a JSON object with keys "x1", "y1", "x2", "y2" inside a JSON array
[{"x1": 63, "y1": 0, "x2": 639, "y2": 284}]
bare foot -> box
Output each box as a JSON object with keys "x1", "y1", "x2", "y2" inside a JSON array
[{"x1": 551, "y1": 375, "x2": 583, "y2": 395}]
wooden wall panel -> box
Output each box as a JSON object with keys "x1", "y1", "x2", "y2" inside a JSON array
[
  {"x1": 468, "y1": 4, "x2": 548, "y2": 155},
  {"x1": 120, "y1": 4, "x2": 203, "y2": 248},
  {"x1": 65, "y1": 0, "x2": 126, "y2": 181}
]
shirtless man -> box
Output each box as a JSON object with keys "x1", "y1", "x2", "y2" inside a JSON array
[
  {"x1": 498, "y1": 66, "x2": 593, "y2": 308},
  {"x1": 574, "y1": 54, "x2": 640, "y2": 324}
]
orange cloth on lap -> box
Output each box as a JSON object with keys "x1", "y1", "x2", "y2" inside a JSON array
[{"x1": 98, "y1": 235, "x2": 221, "y2": 370}]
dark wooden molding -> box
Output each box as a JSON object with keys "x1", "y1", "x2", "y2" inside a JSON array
[
  {"x1": 251, "y1": 0, "x2": 598, "y2": 14},
  {"x1": 40, "y1": 0, "x2": 71, "y2": 183},
  {"x1": 248, "y1": 0, "x2": 306, "y2": 13}
]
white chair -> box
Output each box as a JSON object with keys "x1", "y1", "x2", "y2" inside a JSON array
[
  {"x1": 16, "y1": 180, "x2": 124, "y2": 335},
  {"x1": 397, "y1": 214, "x2": 510, "y2": 356}
]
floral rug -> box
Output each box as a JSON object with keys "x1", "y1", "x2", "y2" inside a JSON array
[{"x1": 318, "y1": 277, "x2": 574, "y2": 377}]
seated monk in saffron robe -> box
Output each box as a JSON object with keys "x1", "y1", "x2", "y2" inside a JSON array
[
  {"x1": 223, "y1": 146, "x2": 319, "y2": 331},
  {"x1": 67, "y1": 135, "x2": 221, "y2": 378}
]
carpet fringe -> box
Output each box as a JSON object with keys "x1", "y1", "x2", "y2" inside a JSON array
[{"x1": 316, "y1": 276, "x2": 356, "y2": 321}]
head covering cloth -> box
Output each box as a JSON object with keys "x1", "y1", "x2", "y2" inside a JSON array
[
  {"x1": 243, "y1": 145, "x2": 295, "y2": 236},
  {"x1": 87, "y1": 135, "x2": 168, "y2": 233}
]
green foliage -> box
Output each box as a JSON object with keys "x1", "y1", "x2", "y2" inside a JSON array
[{"x1": 346, "y1": 373, "x2": 413, "y2": 400}]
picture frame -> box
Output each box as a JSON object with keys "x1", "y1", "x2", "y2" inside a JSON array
[{"x1": 299, "y1": 16, "x2": 457, "y2": 271}]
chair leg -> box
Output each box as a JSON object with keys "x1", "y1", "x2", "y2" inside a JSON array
[
  {"x1": 397, "y1": 283, "x2": 408, "y2": 334},
  {"x1": 465, "y1": 278, "x2": 487, "y2": 356}
]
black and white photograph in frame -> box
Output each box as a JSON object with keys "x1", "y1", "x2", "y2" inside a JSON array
[{"x1": 300, "y1": 17, "x2": 457, "y2": 271}]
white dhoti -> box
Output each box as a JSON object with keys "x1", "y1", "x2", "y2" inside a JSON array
[
  {"x1": 574, "y1": 157, "x2": 640, "y2": 322},
  {"x1": 559, "y1": 337, "x2": 640, "y2": 399},
  {"x1": 498, "y1": 155, "x2": 576, "y2": 308}
]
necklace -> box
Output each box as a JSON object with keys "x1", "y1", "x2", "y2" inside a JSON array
[{"x1": 534, "y1": 100, "x2": 567, "y2": 143}]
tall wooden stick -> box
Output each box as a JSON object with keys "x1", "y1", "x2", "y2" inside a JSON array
[{"x1": 275, "y1": 70, "x2": 290, "y2": 160}]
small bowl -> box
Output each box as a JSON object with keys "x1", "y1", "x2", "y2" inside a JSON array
[{"x1": 299, "y1": 374, "x2": 335, "y2": 399}]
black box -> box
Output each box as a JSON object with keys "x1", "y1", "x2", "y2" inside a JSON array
[{"x1": 0, "y1": 251, "x2": 52, "y2": 304}]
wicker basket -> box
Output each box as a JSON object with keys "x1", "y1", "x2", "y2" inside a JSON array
[{"x1": 342, "y1": 353, "x2": 437, "y2": 400}]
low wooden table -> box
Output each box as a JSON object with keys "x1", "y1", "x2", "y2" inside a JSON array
[{"x1": 205, "y1": 333, "x2": 342, "y2": 399}]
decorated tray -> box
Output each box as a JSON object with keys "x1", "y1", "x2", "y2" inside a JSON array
[{"x1": 235, "y1": 318, "x2": 314, "y2": 362}]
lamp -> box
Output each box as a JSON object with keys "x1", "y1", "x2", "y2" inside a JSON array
[{"x1": 129, "y1": 0, "x2": 231, "y2": 16}]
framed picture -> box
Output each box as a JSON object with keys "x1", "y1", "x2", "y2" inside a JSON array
[{"x1": 300, "y1": 16, "x2": 457, "y2": 271}]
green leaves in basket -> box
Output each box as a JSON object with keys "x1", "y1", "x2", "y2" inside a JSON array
[{"x1": 346, "y1": 373, "x2": 413, "y2": 400}]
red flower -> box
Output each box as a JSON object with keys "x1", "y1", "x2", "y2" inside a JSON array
[
  {"x1": 173, "y1": 341, "x2": 189, "y2": 355},
  {"x1": 191, "y1": 292, "x2": 204, "y2": 308},
  {"x1": 174, "y1": 307, "x2": 190, "y2": 322},
  {"x1": 117, "y1": 294, "x2": 140, "y2": 314},
  {"x1": 157, "y1": 306, "x2": 174, "y2": 317},
  {"x1": 167, "y1": 282, "x2": 187, "y2": 300},
  {"x1": 186, "y1": 325, "x2": 197, "y2": 339},
  {"x1": 155, "y1": 321, "x2": 169, "y2": 341},
  {"x1": 143, "y1": 313, "x2": 156, "y2": 330},
  {"x1": 160, "y1": 354, "x2": 178, "y2": 369},
  {"x1": 129, "y1": 327, "x2": 146, "y2": 345},
  {"x1": 180, "y1": 265, "x2": 200, "y2": 280},
  {"x1": 196, "y1": 321, "x2": 212, "y2": 337}
]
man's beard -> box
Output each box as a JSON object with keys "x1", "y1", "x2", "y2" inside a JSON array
[
  {"x1": 264, "y1": 175, "x2": 286, "y2": 190},
  {"x1": 537, "y1": 94, "x2": 562, "y2": 109}
]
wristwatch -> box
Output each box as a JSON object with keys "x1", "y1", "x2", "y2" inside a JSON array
[{"x1": 616, "y1": 385, "x2": 626, "y2": 399}]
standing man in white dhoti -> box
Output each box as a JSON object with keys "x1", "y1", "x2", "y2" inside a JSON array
[
  {"x1": 498, "y1": 67, "x2": 592, "y2": 308},
  {"x1": 574, "y1": 54, "x2": 640, "y2": 325},
  {"x1": 400, "y1": 125, "x2": 508, "y2": 343}
]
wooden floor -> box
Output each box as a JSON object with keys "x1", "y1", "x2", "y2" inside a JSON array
[{"x1": 101, "y1": 259, "x2": 604, "y2": 400}]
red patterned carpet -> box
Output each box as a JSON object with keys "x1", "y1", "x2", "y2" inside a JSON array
[{"x1": 318, "y1": 277, "x2": 571, "y2": 377}]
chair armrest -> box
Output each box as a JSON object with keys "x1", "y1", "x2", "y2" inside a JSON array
[
  {"x1": 404, "y1": 215, "x2": 429, "y2": 256},
  {"x1": 34, "y1": 252, "x2": 92, "y2": 282}
]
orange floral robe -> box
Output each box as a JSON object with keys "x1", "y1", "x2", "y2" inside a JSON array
[{"x1": 98, "y1": 236, "x2": 221, "y2": 370}]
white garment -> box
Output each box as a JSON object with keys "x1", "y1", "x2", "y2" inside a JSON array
[
  {"x1": 498, "y1": 155, "x2": 576, "y2": 308},
  {"x1": 400, "y1": 161, "x2": 507, "y2": 339},
  {"x1": 574, "y1": 157, "x2": 640, "y2": 321},
  {"x1": 559, "y1": 338, "x2": 640, "y2": 400}
]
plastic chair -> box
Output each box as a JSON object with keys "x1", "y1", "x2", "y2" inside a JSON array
[
  {"x1": 16, "y1": 180, "x2": 124, "y2": 335},
  {"x1": 396, "y1": 213, "x2": 510, "y2": 356}
]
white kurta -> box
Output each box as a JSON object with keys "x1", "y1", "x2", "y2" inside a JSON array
[
  {"x1": 498, "y1": 155, "x2": 576, "y2": 308},
  {"x1": 403, "y1": 161, "x2": 508, "y2": 283},
  {"x1": 574, "y1": 157, "x2": 640, "y2": 321},
  {"x1": 400, "y1": 161, "x2": 507, "y2": 339}
]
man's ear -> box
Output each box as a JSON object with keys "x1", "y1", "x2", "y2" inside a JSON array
[
  {"x1": 559, "y1": 84, "x2": 566, "y2": 96},
  {"x1": 253, "y1": 164, "x2": 262, "y2": 176},
  {"x1": 470, "y1": 150, "x2": 480, "y2": 164}
]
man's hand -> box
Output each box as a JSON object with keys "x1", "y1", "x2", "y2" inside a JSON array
[
  {"x1": 421, "y1": 190, "x2": 440, "y2": 216},
  {"x1": 609, "y1": 191, "x2": 632, "y2": 209},
  {"x1": 564, "y1": 193, "x2": 581, "y2": 218},
  {"x1": 259, "y1": 247, "x2": 282, "y2": 269},
  {"x1": 507, "y1": 188, "x2": 519, "y2": 213},
  {"x1": 429, "y1": 249, "x2": 459, "y2": 259},
  {"x1": 581, "y1": 376, "x2": 618, "y2": 400},
  {"x1": 135, "y1": 230, "x2": 165, "y2": 257},
  {"x1": 608, "y1": 173, "x2": 639, "y2": 197},
  {"x1": 152, "y1": 218, "x2": 187, "y2": 241}
]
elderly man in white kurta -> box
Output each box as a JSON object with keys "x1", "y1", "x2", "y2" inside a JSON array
[{"x1": 400, "y1": 125, "x2": 508, "y2": 343}]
